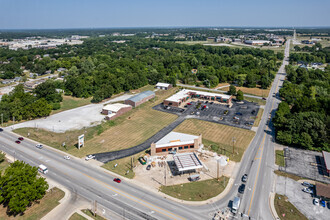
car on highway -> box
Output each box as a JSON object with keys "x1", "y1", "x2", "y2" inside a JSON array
[
  {"x1": 18, "y1": 137, "x2": 24, "y2": 141},
  {"x1": 302, "y1": 187, "x2": 313, "y2": 194},
  {"x1": 36, "y1": 144, "x2": 43, "y2": 149},
  {"x1": 302, "y1": 182, "x2": 313, "y2": 188},
  {"x1": 15, "y1": 140, "x2": 21, "y2": 144},
  {"x1": 146, "y1": 164, "x2": 151, "y2": 170},
  {"x1": 242, "y1": 174, "x2": 248, "y2": 182},
  {"x1": 313, "y1": 198, "x2": 319, "y2": 206},
  {"x1": 64, "y1": 155, "x2": 71, "y2": 160},
  {"x1": 238, "y1": 184, "x2": 246, "y2": 194},
  {"x1": 85, "y1": 155, "x2": 95, "y2": 161},
  {"x1": 113, "y1": 178, "x2": 121, "y2": 183}
]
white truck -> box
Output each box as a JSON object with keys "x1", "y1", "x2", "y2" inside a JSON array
[
  {"x1": 38, "y1": 164, "x2": 48, "y2": 174},
  {"x1": 232, "y1": 196, "x2": 240, "y2": 214}
]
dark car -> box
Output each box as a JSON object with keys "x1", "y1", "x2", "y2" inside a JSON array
[
  {"x1": 146, "y1": 164, "x2": 151, "y2": 170},
  {"x1": 236, "y1": 112, "x2": 243, "y2": 116},
  {"x1": 0, "y1": 128, "x2": 3, "y2": 132},
  {"x1": 18, "y1": 137, "x2": 24, "y2": 141},
  {"x1": 113, "y1": 178, "x2": 121, "y2": 183},
  {"x1": 15, "y1": 140, "x2": 21, "y2": 144},
  {"x1": 239, "y1": 184, "x2": 246, "y2": 194},
  {"x1": 242, "y1": 174, "x2": 248, "y2": 182},
  {"x1": 262, "y1": 97, "x2": 267, "y2": 100},
  {"x1": 302, "y1": 181, "x2": 313, "y2": 188},
  {"x1": 205, "y1": 101, "x2": 209, "y2": 104},
  {"x1": 210, "y1": 102, "x2": 214, "y2": 104},
  {"x1": 223, "y1": 110, "x2": 229, "y2": 115},
  {"x1": 180, "y1": 109, "x2": 185, "y2": 112},
  {"x1": 251, "y1": 110, "x2": 256, "y2": 114},
  {"x1": 184, "y1": 105, "x2": 188, "y2": 108}
]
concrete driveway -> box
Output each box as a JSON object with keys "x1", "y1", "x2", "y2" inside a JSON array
[{"x1": 7, "y1": 93, "x2": 134, "y2": 133}]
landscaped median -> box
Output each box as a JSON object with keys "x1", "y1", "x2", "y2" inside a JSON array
[{"x1": 160, "y1": 177, "x2": 229, "y2": 201}]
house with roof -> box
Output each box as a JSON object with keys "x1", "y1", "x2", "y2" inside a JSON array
[
  {"x1": 155, "y1": 82, "x2": 172, "y2": 90},
  {"x1": 124, "y1": 90, "x2": 155, "y2": 107}
]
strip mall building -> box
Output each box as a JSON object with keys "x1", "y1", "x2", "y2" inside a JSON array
[{"x1": 163, "y1": 89, "x2": 232, "y2": 107}]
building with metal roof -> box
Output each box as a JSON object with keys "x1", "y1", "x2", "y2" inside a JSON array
[
  {"x1": 124, "y1": 90, "x2": 155, "y2": 107},
  {"x1": 101, "y1": 103, "x2": 132, "y2": 120},
  {"x1": 173, "y1": 152, "x2": 203, "y2": 172},
  {"x1": 155, "y1": 82, "x2": 172, "y2": 90}
]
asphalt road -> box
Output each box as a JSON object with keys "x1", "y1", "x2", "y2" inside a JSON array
[{"x1": 0, "y1": 40, "x2": 291, "y2": 219}]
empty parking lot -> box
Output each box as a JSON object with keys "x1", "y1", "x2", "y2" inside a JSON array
[{"x1": 153, "y1": 99, "x2": 260, "y2": 130}]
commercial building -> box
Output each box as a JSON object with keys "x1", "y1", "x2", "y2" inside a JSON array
[
  {"x1": 155, "y1": 82, "x2": 172, "y2": 90},
  {"x1": 315, "y1": 182, "x2": 330, "y2": 199},
  {"x1": 150, "y1": 131, "x2": 202, "y2": 156},
  {"x1": 102, "y1": 103, "x2": 132, "y2": 120},
  {"x1": 124, "y1": 90, "x2": 155, "y2": 107},
  {"x1": 322, "y1": 151, "x2": 330, "y2": 175},
  {"x1": 163, "y1": 89, "x2": 232, "y2": 107},
  {"x1": 244, "y1": 40, "x2": 271, "y2": 46}
]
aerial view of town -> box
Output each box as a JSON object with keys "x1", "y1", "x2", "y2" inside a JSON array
[{"x1": 0, "y1": 1, "x2": 329, "y2": 220}]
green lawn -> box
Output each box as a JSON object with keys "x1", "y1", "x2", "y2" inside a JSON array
[
  {"x1": 160, "y1": 177, "x2": 229, "y2": 201},
  {"x1": 69, "y1": 213, "x2": 87, "y2": 220},
  {"x1": 82, "y1": 209, "x2": 106, "y2": 220},
  {"x1": 0, "y1": 187, "x2": 65, "y2": 220},
  {"x1": 275, "y1": 150, "x2": 285, "y2": 167},
  {"x1": 52, "y1": 95, "x2": 92, "y2": 114},
  {"x1": 243, "y1": 96, "x2": 267, "y2": 105},
  {"x1": 274, "y1": 194, "x2": 307, "y2": 220}
]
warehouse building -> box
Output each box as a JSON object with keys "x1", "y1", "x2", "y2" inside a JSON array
[
  {"x1": 155, "y1": 82, "x2": 172, "y2": 90},
  {"x1": 150, "y1": 131, "x2": 203, "y2": 156},
  {"x1": 102, "y1": 103, "x2": 132, "y2": 120},
  {"x1": 163, "y1": 89, "x2": 232, "y2": 107},
  {"x1": 244, "y1": 40, "x2": 270, "y2": 46},
  {"x1": 124, "y1": 90, "x2": 155, "y2": 107}
]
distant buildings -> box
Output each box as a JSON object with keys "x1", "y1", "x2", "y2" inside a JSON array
[{"x1": 244, "y1": 40, "x2": 271, "y2": 46}]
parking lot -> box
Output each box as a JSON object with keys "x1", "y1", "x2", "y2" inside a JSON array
[
  {"x1": 283, "y1": 147, "x2": 330, "y2": 184},
  {"x1": 153, "y1": 99, "x2": 260, "y2": 130},
  {"x1": 276, "y1": 175, "x2": 330, "y2": 220}
]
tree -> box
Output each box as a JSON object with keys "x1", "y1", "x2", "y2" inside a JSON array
[
  {"x1": 228, "y1": 85, "x2": 236, "y2": 95},
  {"x1": 236, "y1": 90, "x2": 244, "y2": 101},
  {"x1": 0, "y1": 161, "x2": 48, "y2": 215},
  {"x1": 0, "y1": 152, "x2": 5, "y2": 163}
]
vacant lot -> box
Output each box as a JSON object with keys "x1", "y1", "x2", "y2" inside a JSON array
[
  {"x1": 0, "y1": 187, "x2": 64, "y2": 220},
  {"x1": 174, "y1": 119, "x2": 255, "y2": 162},
  {"x1": 52, "y1": 96, "x2": 92, "y2": 114},
  {"x1": 221, "y1": 85, "x2": 271, "y2": 98},
  {"x1": 15, "y1": 88, "x2": 178, "y2": 158},
  {"x1": 160, "y1": 177, "x2": 228, "y2": 201},
  {"x1": 274, "y1": 194, "x2": 307, "y2": 220}
]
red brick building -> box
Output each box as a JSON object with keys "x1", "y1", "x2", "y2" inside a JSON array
[{"x1": 102, "y1": 103, "x2": 132, "y2": 120}]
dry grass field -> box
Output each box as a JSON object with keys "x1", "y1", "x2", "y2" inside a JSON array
[
  {"x1": 52, "y1": 96, "x2": 93, "y2": 114},
  {"x1": 221, "y1": 85, "x2": 271, "y2": 98},
  {"x1": 15, "y1": 88, "x2": 178, "y2": 158},
  {"x1": 174, "y1": 119, "x2": 255, "y2": 161}
]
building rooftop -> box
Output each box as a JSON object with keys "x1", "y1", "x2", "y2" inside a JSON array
[
  {"x1": 102, "y1": 103, "x2": 131, "y2": 113},
  {"x1": 315, "y1": 182, "x2": 330, "y2": 199},
  {"x1": 126, "y1": 90, "x2": 155, "y2": 103},
  {"x1": 165, "y1": 89, "x2": 231, "y2": 103},
  {"x1": 155, "y1": 131, "x2": 199, "y2": 148},
  {"x1": 323, "y1": 151, "x2": 330, "y2": 171},
  {"x1": 156, "y1": 82, "x2": 171, "y2": 87},
  {"x1": 173, "y1": 152, "x2": 203, "y2": 172}
]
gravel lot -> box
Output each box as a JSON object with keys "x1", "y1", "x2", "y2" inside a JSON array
[
  {"x1": 7, "y1": 93, "x2": 134, "y2": 133},
  {"x1": 276, "y1": 175, "x2": 330, "y2": 220},
  {"x1": 153, "y1": 99, "x2": 260, "y2": 130}
]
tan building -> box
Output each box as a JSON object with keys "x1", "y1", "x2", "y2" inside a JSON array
[
  {"x1": 151, "y1": 132, "x2": 203, "y2": 156},
  {"x1": 102, "y1": 103, "x2": 132, "y2": 120}
]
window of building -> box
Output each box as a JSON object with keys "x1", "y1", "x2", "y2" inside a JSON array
[
  {"x1": 190, "y1": 145, "x2": 194, "y2": 148},
  {"x1": 162, "y1": 149, "x2": 166, "y2": 152},
  {"x1": 168, "y1": 148, "x2": 172, "y2": 151},
  {"x1": 184, "y1": 146, "x2": 188, "y2": 149},
  {"x1": 179, "y1": 147, "x2": 183, "y2": 150}
]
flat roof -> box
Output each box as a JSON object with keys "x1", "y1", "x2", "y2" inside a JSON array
[
  {"x1": 315, "y1": 182, "x2": 330, "y2": 198},
  {"x1": 155, "y1": 131, "x2": 199, "y2": 148},
  {"x1": 103, "y1": 103, "x2": 131, "y2": 113},
  {"x1": 173, "y1": 152, "x2": 203, "y2": 172},
  {"x1": 126, "y1": 90, "x2": 155, "y2": 103},
  {"x1": 322, "y1": 151, "x2": 330, "y2": 171},
  {"x1": 165, "y1": 89, "x2": 231, "y2": 103},
  {"x1": 156, "y1": 82, "x2": 171, "y2": 87}
]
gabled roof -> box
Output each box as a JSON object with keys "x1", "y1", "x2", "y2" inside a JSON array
[{"x1": 126, "y1": 90, "x2": 155, "y2": 103}]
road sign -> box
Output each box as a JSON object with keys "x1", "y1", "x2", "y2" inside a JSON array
[{"x1": 78, "y1": 134, "x2": 84, "y2": 149}]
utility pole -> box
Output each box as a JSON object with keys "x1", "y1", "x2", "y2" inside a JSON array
[
  {"x1": 164, "y1": 162, "x2": 167, "y2": 186},
  {"x1": 131, "y1": 156, "x2": 133, "y2": 170}
]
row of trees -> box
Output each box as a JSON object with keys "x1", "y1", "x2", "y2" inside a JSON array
[
  {"x1": 0, "y1": 160, "x2": 48, "y2": 215},
  {"x1": 273, "y1": 64, "x2": 329, "y2": 151},
  {"x1": 290, "y1": 44, "x2": 330, "y2": 64}
]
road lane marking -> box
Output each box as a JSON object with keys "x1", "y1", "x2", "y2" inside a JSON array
[{"x1": 83, "y1": 173, "x2": 186, "y2": 220}]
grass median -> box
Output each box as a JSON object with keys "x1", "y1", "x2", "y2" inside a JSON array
[
  {"x1": 274, "y1": 194, "x2": 307, "y2": 220},
  {"x1": 160, "y1": 177, "x2": 229, "y2": 201},
  {"x1": 275, "y1": 150, "x2": 285, "y2": 167}
]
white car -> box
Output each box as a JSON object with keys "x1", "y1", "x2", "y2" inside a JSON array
[
  {"x1": 36, "y1": 144, "x2": 43, "y2": 149},
  {"x1": 313, "y1": 198, "x2": 320, "y2": 206},
  {"x1": 302, "y1": 188, "x2": 313, "y2": 194},
  {"x1": 85, "y1": 155, "x2": 95, "y2": 161},
  {"x1": 63, "y1": 155, "x2": 71, "y2": 160}
]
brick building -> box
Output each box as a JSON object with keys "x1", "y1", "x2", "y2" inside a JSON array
[
  {"x1": 151, "y1": 132, "x2": 203, "y2": 156},
  {"x1": 124, "y1": 90, "x2": 155, "y2": 107},
  {"x1": 102, "y1": 103, "x2": 132, "y2": 120}
]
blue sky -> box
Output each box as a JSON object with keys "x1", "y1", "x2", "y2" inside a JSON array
[{"x1": 0, "y1": 0, "x2": 329, "y2": 29}]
